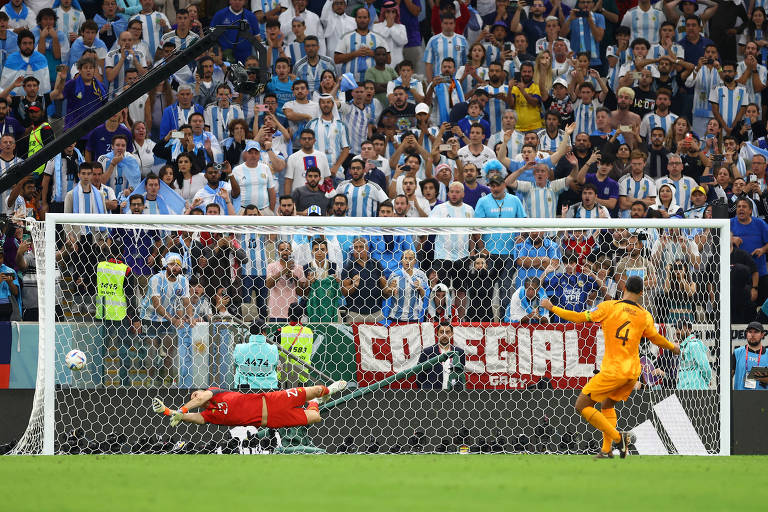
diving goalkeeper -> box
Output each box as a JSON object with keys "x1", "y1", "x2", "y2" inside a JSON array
[
  {"x1": 151, "y1": 380, "x2": 347, "y2": 428},
  {"x1": 540, "y1": 276, "x2": 680, "y2": 459}
]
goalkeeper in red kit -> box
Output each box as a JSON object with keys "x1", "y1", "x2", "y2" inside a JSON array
[{"x1": 151, "y1": 381, "x2": 347, "y2": 428}]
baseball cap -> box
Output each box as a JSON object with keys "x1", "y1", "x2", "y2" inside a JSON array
[
  {"x1": 553, "y1": 77, "x2": 568, "y2": 88},
  {"x1": 308, "y1": 205, "x2": 322, "y2": 216},
  {"x1": 492, "y1": 20, "x2": 508, "y2": 30},
  {"x1": 27, "y1": 104, "x2": 41, "y2": 112},
  {"x1": 243, "y1": 140, "x2": 261, "y2": 152},
  {"x1": 434, "y1": 162, "x2": 452, "y2": 173},
  {"x1": 747, "y1": 321, "x2": 765, "y2": 332},
  {"x1": 415, "y1": 103, "x2": 430, "y2": 115},
  {"x1": 691, "y1": 185, "x2": 706, "y2": 195},
  {"x1": 487, "y1": 171, "x2": 505, "y2": 185}
]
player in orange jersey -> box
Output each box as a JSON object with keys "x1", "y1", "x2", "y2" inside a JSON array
[{"x1": 541, "y1": 275, "x2": 680, "y2": 459}]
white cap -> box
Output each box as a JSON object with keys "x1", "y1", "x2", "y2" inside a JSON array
[
  {"x1": 415, "y1": 103, "x2": 430, "y2": 114},
  {"x1": 553, "y1": 77, "x2": 568, "y2": 88}
]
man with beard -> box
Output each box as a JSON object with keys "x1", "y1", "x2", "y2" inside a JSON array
[
  {"x1": 335, "y1": 156, "x2": 388, "y2": 217},
  {"x1": 294, "y1": 35, "x2": 336, "y2": 92},
  {"x1": 382, "y1": 85, "x2": 417, "y2": 132},
  {"x1": 306, "y1": 95, "x2": 350, "y2": 180},
  {"x1": 710, "y1": 62, "x2": 748, "y2": 136},
  {"x1": 511, "y1": 61, "x2": 542, "y2": 132},
  {"x1": 639, "y1": 89, "x2": 678, "y2": 141},
  {"x1": 732, "y1": 321, "x2": 768, "y2": 390},
  {"x1": 292, "y1": 167, "x2": 330, "y2": 215},
  {"x1": 283, "y1": 79, "x2": 320, "y2": 148},
  {"x1": 478, "y1": 61, "x2": 513, "y2": 135},
  {"x1": 646, "y1": 127, "x2": 668, "y2": 180},
  {"x1": 191, "y1": 163, "x2": 241, "y2": 215},
  {"x1": 611, "y1": 86, "x2": 642, "y2": 132},
  {"x1": 334, "y1": 7, "x2": 388, "y2": 83},
  {"x1": 416, "y1": 319, "x2": 466, "y2": 389},
  {"x1": 3, "y1": 73, "x2": 63, "y2": 131},
  {"x1": 141, "y1": 252, "x2": 193, "y2": 386},
  {"x1": 0, "y1": 29, "x2": 49, "y2": 96}
]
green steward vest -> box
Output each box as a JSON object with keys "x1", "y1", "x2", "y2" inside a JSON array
[
  {"x1": 29, "y1": 122, "x2": 51, "y2": 175},
  {"x1": 95, "y1": 261, "x2": 128, "y2": 320},
  {"x1": 279, "y1": 324, "x2": 313, "y2": 383}
]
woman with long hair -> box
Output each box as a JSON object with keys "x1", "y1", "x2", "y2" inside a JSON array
[
  {"x1": 456, "y1": 43, "x2": 488, "y2": 95},
  {"x1": 160, "y1": 165, "x2": 175, "y2": 188},
  {"x1": 743, "y1": 7, "x2": 768, "y2": 63},
  {"x1": 221, "y1": 119, "x2": 250, "y2": 166},
  {"x1": 610, "y1": 143, "x2": 632, "y2": 180},
  {"x1": 664, "y1": 116, "x2": 692, "y2": 153},
  {"x1": 312, "y1": 69, "x2": 342, "y2": 102},
  {"x1": 700, "y1": 118, "x2": 724, "y2": 155},
  {"x1": 533, "y1": 51, "x2": 553, "y2": 102},
  {"x1": 132, "y1": 121, "x2": 158, "y2": 177},
  {"x1": 173, "y1": 152, "x2": 205, "y2": 203}
]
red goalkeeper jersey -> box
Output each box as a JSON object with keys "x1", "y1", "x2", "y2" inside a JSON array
[{"x1": 200, "y1": 388, "x2": 264, "y2": 427}]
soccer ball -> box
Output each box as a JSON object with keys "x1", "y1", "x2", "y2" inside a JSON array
[{"x1": 65, "y1": 349, "x2": 87, "y2": 371}]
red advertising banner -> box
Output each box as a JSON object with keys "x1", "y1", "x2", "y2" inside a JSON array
[{"x1": 353, "y1": 322, "x2": 604, "y2": 389}]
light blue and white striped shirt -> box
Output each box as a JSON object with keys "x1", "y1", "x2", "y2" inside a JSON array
[
  {"x1": 293, "y1": 54, "x2": 336, "y2": 92},
  {"x1": 640, "y1": 111, "x2": 678, "y2": 139},
  {"x1": 515, "y1": 178, "x2": 568, "y2": 219},
  {"x1": 131, "y1": 11, "x2": 170, "y2": 59},
  {"x1": 621, "y1": 6, "x2": 666, "y2": 44},
  {"x1": 335, "y1": 30, "x2": 389, "y2": 82},
  {"x1": 306, "y1": 117, "x2": 350, "y2": 169},
  {"x1": 105, "y1": 47, "x2": 147, "y2": 97},
  {"x1": 141, "y1": 272, "x2": 189, "y2": 322},
  {"x1": 569, "y1": 13, "x2": 605, "y2": 64},
  {"x1": 335, "y1": 180, "x2": 389, "y2": 217},
  {"x1": 479, "y1": 84, "x2": 509, "y2": 135},
  {"x1": 424, "y1": 32, "x2": 468, "y2": 71},
  {"x1": 537, "y1": 128, "x2": 566, "y2": 153},
  {"x1": 708, "y1": 84, "x2": 749, "y2": 128},
  {"x1": 688, "y1": 65, "x2": 721, "y2": 118},
  {"x1": 56, "y1": 7, "x2": 86, "y2": 41},
  {"x1": 573, "y1": 99, "x2": 600, "y2": 137},
  {"x1": 488, "y1": 129, "x2": 525, "y2": 158},
  {"x1": 606, "y1": 45, "x2": 632, "y2": 92},
  {"x1": 340, "y1": 101, "x2": 372, "y2": 154},
  {"x1": 239, "y1": 232, "x2": 268, "y2": 277},
  {"x1": 204, "y1": 104, "x2": 245, "y2": 143},
  {"x1": 233, "y1": 162, "x2": 275, "y2": 210},
  {"x1": 430, "y1": 202, "x2": 475, "y2": 260},
  {"x1": 388, "y1": 267, "x2": 429, "y2": 321},
  {"x1": 736, "y1": 60, "x2": 768, "y2": 109},
  {"x1": 618, "y1": 174, "x2": 657, "y2": 218},
  {"x1": 648, "y1": 42, "x2": 683, "y2": 60}
]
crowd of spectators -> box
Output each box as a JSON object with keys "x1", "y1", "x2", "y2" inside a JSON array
[{"x1": 0, "y1": 0, "x2": 764, "y2": 387}]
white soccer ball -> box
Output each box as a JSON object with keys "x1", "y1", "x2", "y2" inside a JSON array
[{"x1": 65, "y1": 349, "x2": 87, "y2": 371}]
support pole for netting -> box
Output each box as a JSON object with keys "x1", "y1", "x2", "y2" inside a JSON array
[{"x1": 320, "y1": 351, "x2": 456, "y2": 410}]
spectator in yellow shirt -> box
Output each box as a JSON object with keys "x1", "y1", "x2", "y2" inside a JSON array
[{"x1": 511, "y1": 62, "x2": 543, "y2": 132}]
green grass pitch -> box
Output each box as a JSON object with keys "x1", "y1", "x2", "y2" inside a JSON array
[{"x1": 0, "y1": 454, "x2": 749, "y2": 511}]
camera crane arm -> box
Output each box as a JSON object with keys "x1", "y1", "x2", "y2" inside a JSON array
[{"x1": 0, "y1": 20, "x2": 269, "y2": 194}]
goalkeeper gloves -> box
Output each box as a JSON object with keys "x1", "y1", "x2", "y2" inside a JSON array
[
  {"x1": 151, "y1": 397, "x2": 188, "y2": 420},
  {"x1": 170, "y1": 411, "x2": 183, "y2": 427}
]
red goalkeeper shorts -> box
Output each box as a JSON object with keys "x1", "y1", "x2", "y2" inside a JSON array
[{"x1": 263, "y1": 387, "x2": 309, "y2": 428}]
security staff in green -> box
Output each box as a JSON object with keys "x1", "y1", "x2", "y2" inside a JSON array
[
  {"x1": 234, "y1": 318, "x2": 279, "y2": 390},
  {"x1": 279, "y1": 303, "x2": 314, "y2": 388},
  {"x1": 95, "y1": 245, "x2": 136, "y2": 386},
  {"x1": 25, "y1": 104, "x2": 54, "y2": 178}
]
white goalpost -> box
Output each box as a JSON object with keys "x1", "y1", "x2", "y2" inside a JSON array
[{"x1": 13, "y1": 214, "x2": 731, "y2": 455}]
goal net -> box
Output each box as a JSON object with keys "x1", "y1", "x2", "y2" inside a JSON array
[{"x1": 13, "y1": 214, "x2": 730, "y2": 455}]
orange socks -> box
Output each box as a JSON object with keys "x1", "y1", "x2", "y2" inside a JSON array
[
  {"x1": 581, "y1": 406, "x2": 620, "y2": 444},
  {"x1": 601, "y1": 408, "x2": 617, "y2": 453}
]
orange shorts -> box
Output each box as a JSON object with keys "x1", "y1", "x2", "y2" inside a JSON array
[
  {"x1": 263, "y1": 387, "x2": 309, "y2": 428},
  {"x1": 582, "y1": 373, "x2": 636, "y2": 402}
]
